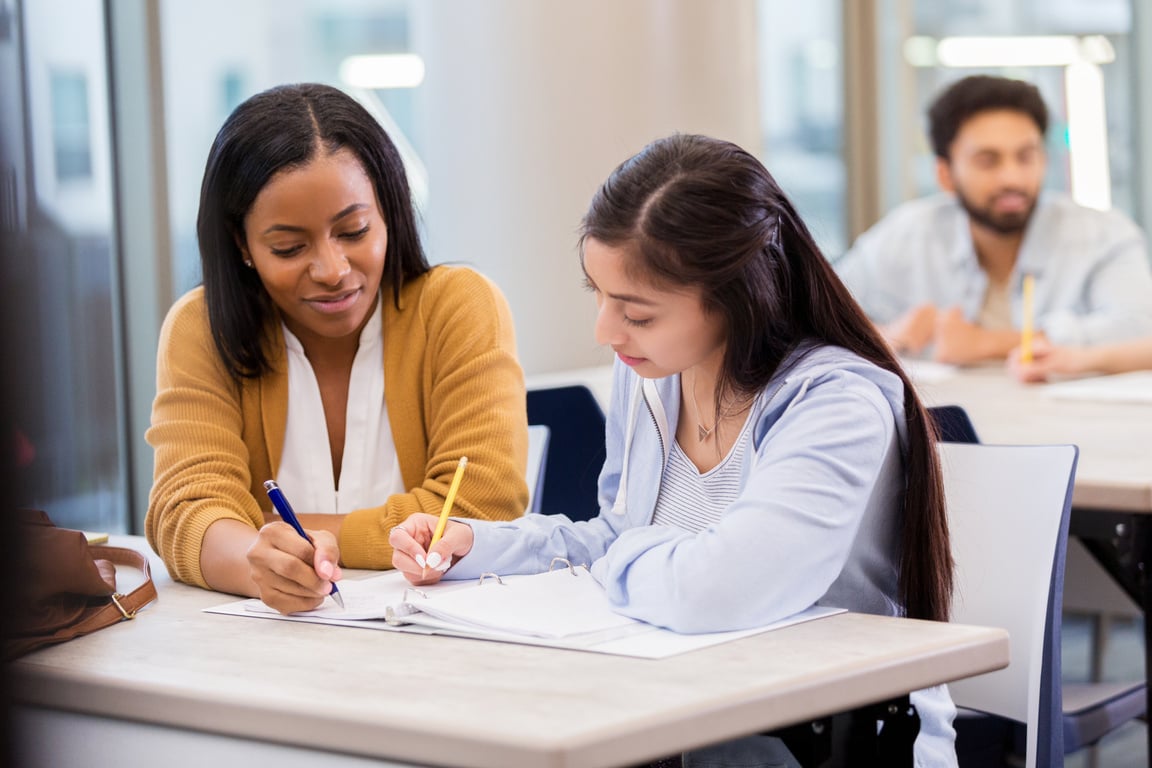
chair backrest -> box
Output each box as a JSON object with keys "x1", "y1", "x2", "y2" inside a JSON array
[
  {"x1": 525, "y1": 385, "x2": 606, "y2": 521},
  {"x1": 928, "y1": 404, "x2": 980, "y2": 444},
  {"x1": 525, "y1": 424, "x2": 551, "y2": 515},
  {"x1": 942, "y1": 442, "x2": 1078, "y2": 768}
]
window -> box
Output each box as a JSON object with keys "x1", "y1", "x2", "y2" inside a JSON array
[
  {"x1": 4, "y1": 0, "x2": 126, "y2": 531},
  {"x1": 757, "y1": 0, "x2": 846, "y2": 256},
  {"x1": 160, "y1": 0, "x2": 419, "y2": 294},
  {"x1": 50, "y1": 70, "x2": 92, "y2": 182}
]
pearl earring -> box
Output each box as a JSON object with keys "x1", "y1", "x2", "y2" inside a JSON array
[{"x1": 244, "y1": 260, "x2": 254, "y2": 268}]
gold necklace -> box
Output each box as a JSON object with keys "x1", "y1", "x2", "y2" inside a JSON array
[
  {"x1": 689, "y1": 370, "x2": 715, "y2": 443},
  {"x1": 689, "y1": 370, "x2": 754, "y2": 444}
]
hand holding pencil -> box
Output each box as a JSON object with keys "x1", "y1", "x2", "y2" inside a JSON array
[{"x1": 389, "y1": 457, "x2": 476, "y2": 585}]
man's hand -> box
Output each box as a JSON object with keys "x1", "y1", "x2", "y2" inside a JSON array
[
  {"x1": 881, "y1": 303, "x2": 938, "y2": 355},
  {"x1": 933, "y1": 307, "x2": 1027, "y2": 364},
  {"x1": 1008, "y1": 339, "x2": 1093, "y2": 383}
]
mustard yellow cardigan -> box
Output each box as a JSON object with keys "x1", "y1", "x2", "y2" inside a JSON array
[{"x1": 146, "y1": 266, "x2": 528, "y2": 587}]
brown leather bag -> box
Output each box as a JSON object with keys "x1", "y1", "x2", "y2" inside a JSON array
[{"x1": 8, "y1": 509, "x2": 157, "y2": 659}]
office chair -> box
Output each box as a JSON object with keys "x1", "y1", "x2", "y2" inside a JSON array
[
  {"x1": 525, "y1": 385, "x2": 606, "y2": 522},
  {"x1": 525, "y1": 424, "x2": 551, "y2": 515},
  {"x1": 944, "y1": 442, "x2": 1078, "y2": 768},
  {"x1": 942, "y1": 442, "x2": 1146, "y2": 767},
  {"x1": 927, "y1": 404, "x2": 980, "y2": 444}
]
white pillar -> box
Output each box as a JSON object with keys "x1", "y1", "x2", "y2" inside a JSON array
[{"x1": 412, "y1": 0, "x2": 761, "y2": 374}]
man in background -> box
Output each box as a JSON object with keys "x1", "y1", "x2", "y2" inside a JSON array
[{"x1": 836, "y1": 75, "x2": 1152, "y2": 364}]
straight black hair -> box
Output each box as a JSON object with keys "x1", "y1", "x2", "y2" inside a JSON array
[
  {"x1": 197, "y1": 83, "x2": 430, "y2": 379},
  {"x1": 580, "y1": 134, "x2": 953, "y2": 622}
]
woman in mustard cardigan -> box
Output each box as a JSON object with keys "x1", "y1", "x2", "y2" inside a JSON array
[{"x1": 146, "y1": 84, "x2": 528, "y2": 613}]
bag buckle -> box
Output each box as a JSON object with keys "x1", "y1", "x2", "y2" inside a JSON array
[{"x1": 110, "y1": 593, "x2": 137, "y2": 620}]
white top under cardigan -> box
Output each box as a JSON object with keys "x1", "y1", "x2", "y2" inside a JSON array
[{"x1": 277, "y1": 296, "x2": 405, "y2": 514}]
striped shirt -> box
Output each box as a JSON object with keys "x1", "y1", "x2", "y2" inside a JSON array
[{"x1": 650, "y1": 408, "x2": 758, "y2": 533}]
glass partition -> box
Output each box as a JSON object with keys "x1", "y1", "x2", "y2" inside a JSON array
[
  {"x1": 757, "y1": 0, "x2": 846, "y2": 255},
  {"x1": 0, "y1": 0, "x2": 126, "y2": 531}
]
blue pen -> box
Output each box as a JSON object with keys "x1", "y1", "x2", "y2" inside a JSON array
[{"x1": 263, "y1": 480, "x2": 344, "y2": 608}]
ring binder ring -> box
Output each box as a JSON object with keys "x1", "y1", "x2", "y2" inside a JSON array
[
  {"x1": 478, "y1": 572, "x2": 505, "y2": 586},
  {"x1": 384, "y1": 587, "x2": 429, "y2": 626},
  {"x1": 548, "y1": 557, "x2": 589, "y2": 575}
]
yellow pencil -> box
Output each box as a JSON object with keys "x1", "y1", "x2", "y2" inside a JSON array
[
  {"x1": 425, "y1": 456, "x2": 468, "y2": 576},
  {"x1": 1020, "y1": 274, "x2": 1035, "y2": 364}
]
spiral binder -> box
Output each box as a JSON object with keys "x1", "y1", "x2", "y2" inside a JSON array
[
  {"x1": 380, "y1": 559, "x2": 634, "y2": 640},
  {"x1": 218, "y1": 563, "x2": 845, "y2": 658}
]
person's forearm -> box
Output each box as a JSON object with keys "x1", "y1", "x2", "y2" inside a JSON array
[
  {"x1": 936, "y1": 327, "x2": 1024, "y2": 364},
  {"x1": 296, "y1": 513, "x2": 344, "y2": 537},
  {"x1": 880, "y1": 319, "x2": 927, "y2": 355},
  {"x1": 1090, "y1": 339, "x2": 1152, "y2": 374},
  {"x1": 200, "y1": 518, "x2": 261, "y2": 597},
  {"x1": 981, "y1": 328, "x2": 1031, "y2": 361},
  {"x1": 878, "y1": 321, "x2": 903, "y2": 348}
]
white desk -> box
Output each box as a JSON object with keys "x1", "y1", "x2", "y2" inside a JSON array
[
  {"x1": 12, "y1": 537, "x2": 1008, "y2": 768},
  {"x1": 914, "y1": 365, "x2": 1152, "y2": 513}
]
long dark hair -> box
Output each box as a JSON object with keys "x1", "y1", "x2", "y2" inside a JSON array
[
  {"x1": 580, "y1": 134, "x2": 952, "y2": 622},
  {"x1": 197, "y1": 83, "x2": 430, "y2": 379}
]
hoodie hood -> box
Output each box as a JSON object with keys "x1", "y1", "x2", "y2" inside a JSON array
[{"x1": 610, "y1": 342, "x2": 909, "y2": 517}]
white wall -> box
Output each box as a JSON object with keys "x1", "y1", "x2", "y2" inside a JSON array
[{"x1": 412, "y1": 0, "x2": 761, "y2": 374}]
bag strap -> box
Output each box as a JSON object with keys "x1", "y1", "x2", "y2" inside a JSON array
[{"x1": 68, "y1": 545, "x2": 158, "y2": 635}]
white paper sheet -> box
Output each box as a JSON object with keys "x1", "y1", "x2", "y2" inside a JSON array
[
  {"x1": 1042, "y1": 371, "x2": 1152, "y2": 404},
  {"x1": 205, "y1": 569, "x2": 845, "y2": 659},
  {"x1": 205, "y1": 571, "x2": 847, "y2": 663},
  {"x1": 900, "y1": 358, "x2": 959, "y2": 384}
]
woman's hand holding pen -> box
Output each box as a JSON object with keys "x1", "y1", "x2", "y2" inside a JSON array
[
  {"x1": 246, "y1": 524, "x2": 343, "y2": 614},
  {"x1": 390, "y1": 514, "x2": 474, "y2": 585}
]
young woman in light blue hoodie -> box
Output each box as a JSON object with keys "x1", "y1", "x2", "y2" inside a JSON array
[{"x1": 390, "y1": 134, "x2": 957, "y2": 767}]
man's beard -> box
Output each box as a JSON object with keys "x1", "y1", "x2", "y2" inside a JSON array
[{"x1": 955, "y1": 188, "x2": 1037, "y2": 236}]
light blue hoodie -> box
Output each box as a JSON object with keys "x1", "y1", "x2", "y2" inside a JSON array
[{"x1": 452, "y1": 344, "x2": 957, "y2": 767}]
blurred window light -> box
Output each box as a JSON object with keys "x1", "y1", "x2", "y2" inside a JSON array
[
  {"x1": 904, "y1": 35, "x2": 1115, "y2": 69},
  {"x1": 806, "y1": 39, "x2": 837, "y2": 70},
  {"x1": 1065, "y1": 62, "x2": 1111, "y2": 210},
  {"x1": 339, "y1": 54, "x2": 425, "y2": 89},
  {"x1": 903, "y1": 36, "x2": 938, "y2": 68}
]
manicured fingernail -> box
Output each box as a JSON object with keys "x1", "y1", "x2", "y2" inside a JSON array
[
  {"x1": 317, "y1": 560, "x2": 333, "y2": 578},
  {"x1": 434, "y1": 556, "x2": 452, "y2": 572},
  {"x1": 415, "y1": 554, "x2": 426, "y2": 568},
  {"x1": 426, "y1": 552, "x2": 442, "y2": 569}
]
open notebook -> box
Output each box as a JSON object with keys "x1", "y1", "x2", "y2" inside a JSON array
[{"x1": 205, "y1": 565, "x2": 843, "y2": 659}]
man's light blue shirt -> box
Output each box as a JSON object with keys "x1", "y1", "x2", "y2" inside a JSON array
[{"x1": 835, "y1": 192, "x2": 1152, "y2": 345}]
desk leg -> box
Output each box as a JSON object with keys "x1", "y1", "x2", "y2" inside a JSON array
[
  {"x1": 1131, "y1": 517, "x2": 1152, "y2": 768},
  {"x1": 857, "y1": 697, "x2": 920, "y2": 767},
  {"x1": 1071, "y1": 509, "x2": 1151, "y2": 767},
  {"x1": 1139, "y1": 518, "x2": 1152, "y2": 768},
  {"x1": 775, "y1": 696, "x2": 919, "y2": 767}
]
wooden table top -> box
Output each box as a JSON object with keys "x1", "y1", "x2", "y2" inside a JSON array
[{"x1": 11, "y1": 538, "x2": 1009, "y2": 768}]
